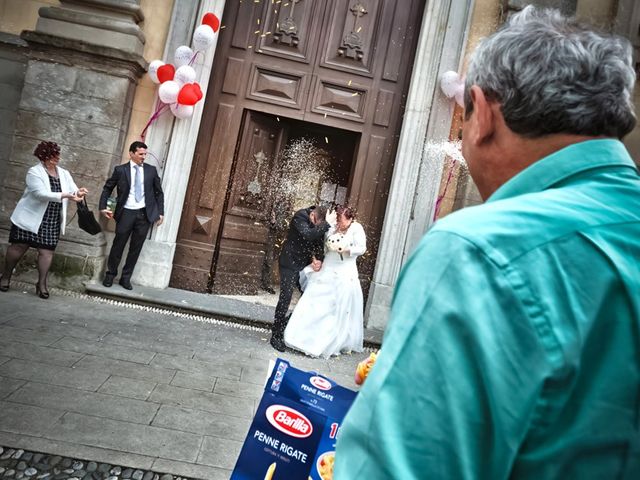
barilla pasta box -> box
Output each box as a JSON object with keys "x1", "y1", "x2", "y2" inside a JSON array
[{"x1": 231, "y1": 358, "x2": 357, "y2": 480}]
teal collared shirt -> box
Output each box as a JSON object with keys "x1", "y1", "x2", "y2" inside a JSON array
[{"x1": 335, "y1": 139, "x2": 640, "y2": 479}]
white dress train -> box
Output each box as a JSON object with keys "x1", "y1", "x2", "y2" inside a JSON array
[{"x1": 284, "y1": 222, "x2": 366, "y2": 358}]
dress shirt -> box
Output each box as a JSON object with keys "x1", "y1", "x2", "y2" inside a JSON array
[
  {"x1": 334, "y1": 139, "x2": 640, "y2": 479},
  {"x1": 124, "y1": 160, "x2": 145, "y2": 209}
]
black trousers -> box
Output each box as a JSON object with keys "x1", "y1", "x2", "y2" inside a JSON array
[
  {"x1": 106, "y1": 208, "x2": 151, "y2": 280},
  {"x1": 272, "y1": 265, "x2": 300, "y2": 339}
]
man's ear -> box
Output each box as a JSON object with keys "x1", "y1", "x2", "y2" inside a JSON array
[{"x1": 468, "y1": 85, "x2": 496, "y2": 145}]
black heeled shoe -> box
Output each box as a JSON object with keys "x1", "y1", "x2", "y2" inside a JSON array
[
  {"x1": 0, "y1": 276, "x2": 9, "y2": 292},
  {"x1": 35, "y1": 284, "x2": 49, "y2": 299}
]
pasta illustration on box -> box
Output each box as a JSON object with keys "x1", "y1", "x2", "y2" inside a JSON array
[{"x1": 231, "y1": 358, "x2": 358, "y2": 479}]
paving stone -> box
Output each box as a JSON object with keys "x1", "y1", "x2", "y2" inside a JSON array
[
  {"x1": 49, "y1": 338, "x2": 156, "y2": 365},
  {"x1": 169, "y1": 372, "x2": 215, "y2": 393},
  {"x1": 151, "y1": 354, "x2": 241, "y2": 381},
  {"x1": 197, "y1": 436, "x2": 243, "y2": 470},
  {"x1": 239, "y1": 364, "x2": 273, "y2": 385},
  {"x1": 212, "y1": 378, "x2": 265, "y2": 400},
  {"x1": 47, "y1": 413, "x2": 202, "y2": 463},
  {"x1": 100, "y1": 334, "x2": 195, "y2": 359},
  {"x1": 97, "y1": 376, "x2": 156, "y2": 401},
  {"x1": 0, "y1": 326, "x2": 62, "y2": 348},
  {"x1": 0, "y1": 359, "x2": 109, "y2": 392},
  {"x1": 151, "y1": 405, "x2": 251, "y2": 442},
  {"x1": 0, "y1": 402, "x2": 64, "y2": 437},
  {"x1": 0, "y1": 341, "x2": 85, "y2": 368},
  {"x1": 72, "y1": 356, "x2": 175, "y2": 385},
  {"x1": 148, "y1": 384, "x2": 254, "y2": 419},
  {"x1": 7, "y1": 383, "x2": 159, "y2": 425},
  {"x1": 0, "y1": 377, "x2": 26, "y2": 400},
  {"x1": 3, "y1": 318, "x2": 107, "y2": 343}
]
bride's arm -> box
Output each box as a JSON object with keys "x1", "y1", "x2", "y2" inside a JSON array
[{"x1": 348, "y1": 223, "x2": 367, "y2": 257}]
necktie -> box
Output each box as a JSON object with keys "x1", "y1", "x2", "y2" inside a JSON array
[{"x1": 134, "y1": 165, "x2": 143, "y2": 202}]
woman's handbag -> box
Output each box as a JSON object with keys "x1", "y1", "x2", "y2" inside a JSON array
[{"x1": 76, "y1": 198, "x2": 102, "y2": 235}]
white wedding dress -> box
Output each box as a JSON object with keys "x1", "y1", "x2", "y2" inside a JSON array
[{"x1": 284, "y1": 222, "x2": 366, "y2": 358}]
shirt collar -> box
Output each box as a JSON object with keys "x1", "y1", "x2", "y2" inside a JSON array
[
  {"x1": 488, "y1": 139, "x2": 637, "y2": 203},
  {"x1": 130, "y1": 160, "x2": 143, "y2": 169}
]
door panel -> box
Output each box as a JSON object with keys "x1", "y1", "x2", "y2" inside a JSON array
[
  {"x1": 320, "y1": 0, "x2": 384, "y2": 77},
  {"x1": 212, "y1": 111, "x2": 287, "y2": 294},
  {"x1": 258, "y1": 0, "x2": 325, "y2": 63}
]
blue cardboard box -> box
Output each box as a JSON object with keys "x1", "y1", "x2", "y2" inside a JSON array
[{"x1": 231, "y1": 358, "x2": 357, "y2": 480}]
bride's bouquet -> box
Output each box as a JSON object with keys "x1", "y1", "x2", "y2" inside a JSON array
[{"x1": 326, "y1": 232, "x2": 349, "y2": 260}]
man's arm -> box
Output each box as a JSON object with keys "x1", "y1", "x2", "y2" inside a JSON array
[
  {"x1": 152, "y1": 167, "x2": 164, "y2": 216},
  {"x1": 335, "y1": 231, "x2": 550, "y2": 480},
  {"x1": 152, "y1": 167, "x2": 164, "y2": 225},
  {"x1": 99, "y1": 166, "x2": 120, "y2": 211}
]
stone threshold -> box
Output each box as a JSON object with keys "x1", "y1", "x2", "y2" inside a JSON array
[{"x1": 84, "y1": 282, "x2": 384, "y2": 347}]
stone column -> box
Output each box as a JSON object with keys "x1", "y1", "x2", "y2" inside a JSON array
[
  {"x1": 0, "y1": 0, "x2": 146, "y2": 285},
  {"x1": 364, "y1": 0, "x2": 475, "y2": 331},
  {"x1": 131, "y1": 0, "x2": 227, "y2": 288}
]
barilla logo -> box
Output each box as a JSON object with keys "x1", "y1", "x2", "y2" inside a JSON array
[
  {"x1": 265, "y1": 405, "x2": 313, "y2": 438},
  {"x1": 310, "y1": 376, "x2": 332, "y2": 391}
]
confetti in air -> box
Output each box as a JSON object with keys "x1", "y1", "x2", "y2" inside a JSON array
[{"x1": 268, "y1": 138, "x2": 335, "y2": 215}]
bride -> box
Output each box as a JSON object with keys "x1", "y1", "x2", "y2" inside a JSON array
[{"x1": 284, "y1": 205, "x2": 366, "y2": 358}]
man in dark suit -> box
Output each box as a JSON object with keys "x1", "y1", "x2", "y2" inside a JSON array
[
  {"x1": 271, "y1": 205, "x2": 334, "y2": 351},
  {"x1": 99, "y1": 141, "x2": 164, "y2": 290}
]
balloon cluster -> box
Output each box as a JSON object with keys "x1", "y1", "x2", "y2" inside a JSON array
[{"x1": 146, "y1": 13, "x2": 220, "y2": 120}]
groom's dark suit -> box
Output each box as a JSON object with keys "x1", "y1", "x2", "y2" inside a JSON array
[
  {"x1": 99, "y1": 161, "x2": 164, "y2": 285},
  {"x1": 272, "y1": 207, "x2": 329, "y2": 345}
]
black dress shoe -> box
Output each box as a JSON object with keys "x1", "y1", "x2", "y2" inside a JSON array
[
  {"x1": 102, "y1": 275, "x2": 114, "y2": 287},
  {"x1": 270, "y1": 335, "x2": 286, "y2": 352},
  {"x1": 262, "y1": 286, "x2": 276, "y2": 294},
  {"x1": 119, "y1": 278, "x2": 133, "y2": 290},
  {"x1": 0, "y1": 275, "x2": 9, "y2": 292}
]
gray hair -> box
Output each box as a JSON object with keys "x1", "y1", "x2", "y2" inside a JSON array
[{"x1": 464, "y1": 6, "x2": 636, "y2": 139}]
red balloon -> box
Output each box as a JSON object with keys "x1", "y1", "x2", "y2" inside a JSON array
[
  {"x1": 178, "y1": 84, "x2": 200, "y2": 106},
  {"x1": 202, "y1": 13, "x2": 220, "y2": 33},
  {"x1": 157, "y1": 64, "x2": 175, "y2": 83},
  {"x1": 194, "y1": 83, "x2": 203, "y2": 101}
]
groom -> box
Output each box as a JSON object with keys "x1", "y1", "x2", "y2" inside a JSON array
[
  {"x1": 271, "y1": 205, "x2": 334, "y2": 351},
  {"x1": 99, "y1": 141, "x2": 164, "y2": 290}
]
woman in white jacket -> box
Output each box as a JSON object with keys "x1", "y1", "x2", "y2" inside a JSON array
[{"x1": 0, "y1": 141, "x2": 87, "y2": 298}]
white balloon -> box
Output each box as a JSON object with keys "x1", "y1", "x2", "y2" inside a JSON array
[
  {"x1": 454, "y1": 83, "x2": 465, "y2": 107},
  {"x1": 170, "y1": 103, "x2": 194, "y2": 119},
  {"x1": 440, "y1": 71, "x2": 462, "y2": 98},
  {"x1": 148, "y1": 59, "x2": 165, "y2": 84},
  {"x1": 174, "y1": 65, "x2": 197, "y2": 86},
  {"x1": 158, "y1": 80, "x2": 180, "y2": 104},
  {"x1": 174, "y1": 45, "x2": 194, "y2": 67},
  {"x1": 192, "y1": 24, "x2": 215, "y2": 51}
]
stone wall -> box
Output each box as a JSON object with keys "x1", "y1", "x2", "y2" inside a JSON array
[
  {"x1": 0, "y1": 34, "x2": 27, "y2": 192},
  {"x1": 0, "y1": 34, "x2": 144, "y2": 286}
]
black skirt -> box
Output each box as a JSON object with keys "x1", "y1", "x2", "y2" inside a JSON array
[{"x1": 9, "y1": 175, "x2": 63, "y2": 250}]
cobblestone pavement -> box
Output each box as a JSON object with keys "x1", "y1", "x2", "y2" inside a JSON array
[
  {"x1": 0, "y1": 445, "x2": 194, "y2": 480},
  {"x1": 0, "y1": 284, "x2": 371, "y2": 479}
]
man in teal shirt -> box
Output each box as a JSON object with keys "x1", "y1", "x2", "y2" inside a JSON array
[{"x1": 335, "y1": 6, "x2": 640, "y2": 479}]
